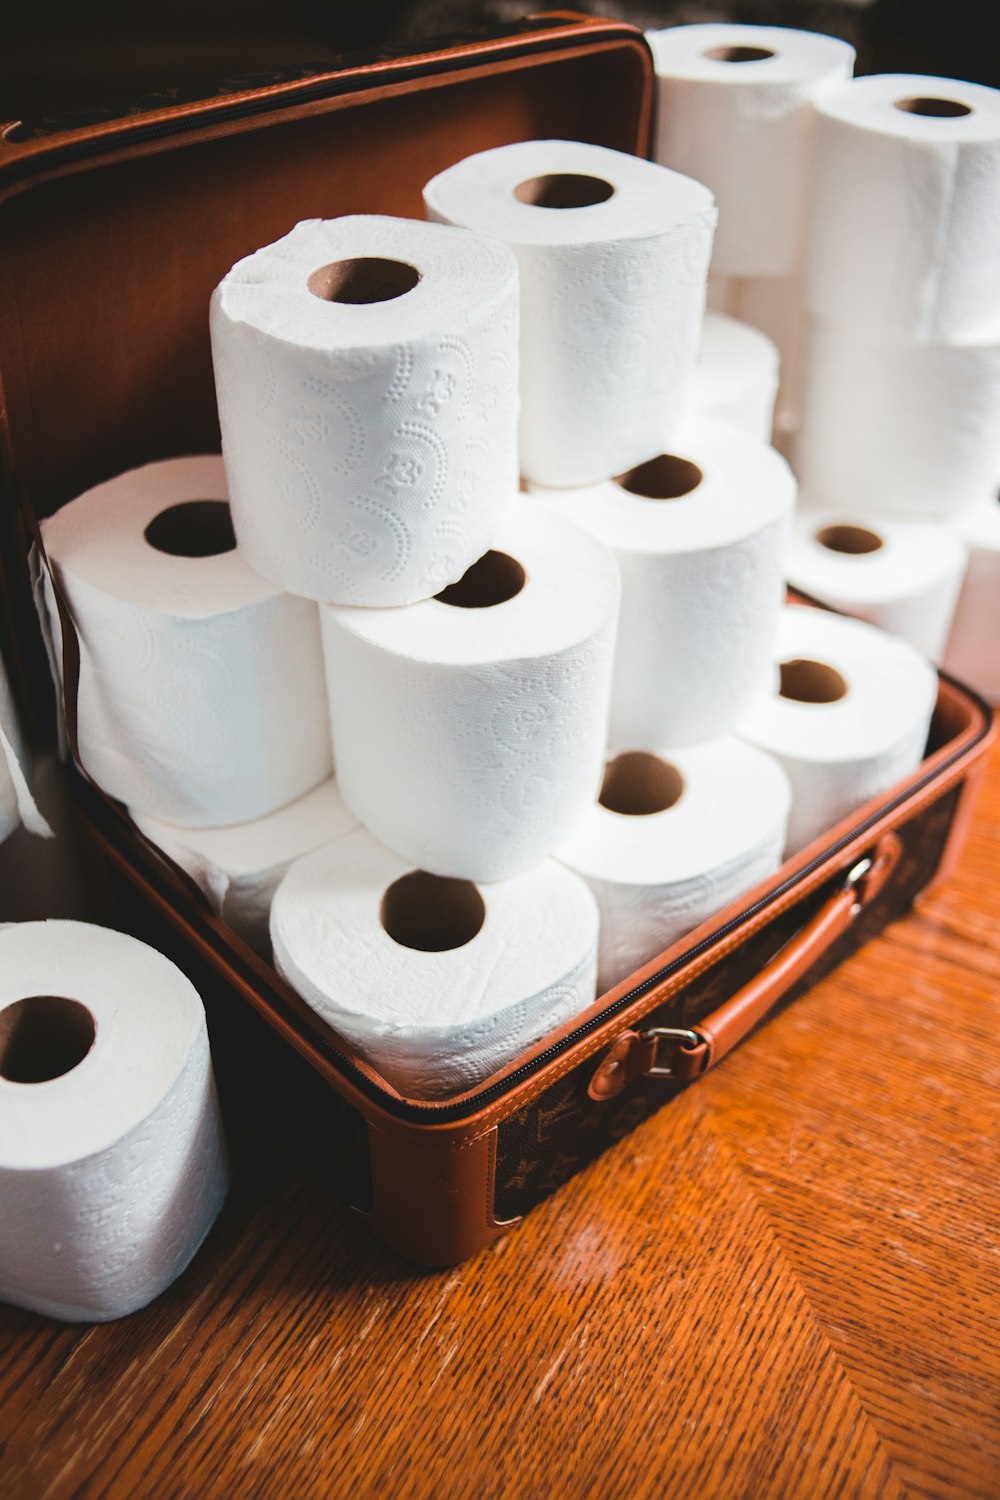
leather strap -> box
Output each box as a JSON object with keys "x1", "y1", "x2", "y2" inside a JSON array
[{"x1": 588, "y1": 834, "x2": 902, "y2": 1101}]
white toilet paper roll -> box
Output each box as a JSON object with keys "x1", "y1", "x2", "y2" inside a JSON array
[
  {"x1": 557, "y1": 740, "x2": 790, "y2": 993},
  {"x1": 424, "y1": 140, "x2": 716, "y2": 487},
  {"x1": 531, "y1": 417, "x2": 795, "y2": 750},
  {"x1": 944, "y1": 498, "x2": 1000, "y2": 703},
  {"x1": 738, "y1": 606, "x2": 938, "y2": 855},
  {"x1": 795, "y1": 319, "x2": 1000, "y2": 517},
  {"x1": 648, "y1": 25, "x2": 855, "y2": 278},
  {"x1": 0, "y1": 920, "x2": 228, "y2": 1321},
  {"x1": 804, "y1": 74, "x2": 1000, "y2": 341},
  {"x1": 321, "y1": 502, "x2": 620, "y2": 881},
  {"x1": 732, "y1": 276, "x2": 804, "y2": 436},
  {"x1": 41, "y1": 456, "x2": 333, "y2": 827},
  {"x1": 0, "y1": 655, "x2": 52, "y2": 845},
  {"x1": 211, "y1": 216, "x2": 519, "y2": 605},
  {"x1": 787, "y1": 512, "x2": 967, "y2": 660},
  {"x1": 133, "y1": 778, "x2": 360, "y2": 953},
  {"x1": 272, "y1": 829, "x2": 599, "y2": 1099},
  {"x1": 691, "y1": 313, "x2": 780, "y2": 441}
]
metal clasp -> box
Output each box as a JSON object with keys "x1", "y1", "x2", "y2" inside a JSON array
[
  {"x1": 642, "y1": 1026, "x2": 703, "y2": 1079},
  {"x1": 842, "y1": 855, "x2": 874, "y2": 915}
]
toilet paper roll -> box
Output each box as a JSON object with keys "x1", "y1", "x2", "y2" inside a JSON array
[
  {"x1": 738, "y1": 606, "x2": 938, "y2": 855},
  {"x1": 272, "y1": 829, "x2": 599, "y2": 1099},
  {"x1": 133, "y1": 778, "x2": 360, "y2": 953},
  {"x1": 424, "y1": 140, "x2": 716, "y2": 487},
  {"x1": 557, "y1": 740, "x2": 790, "y2": 993},
  {"x1": 795, "y1": 319, "x2": 1000, "y2": 518},
  {"x1": 648, "y1": 25, "x2": 855, "y2": 278},
  {"x1": 531, "y1": 417, "x2": 795, "y2": 750},
  {"x1": 211, "y1": 216, "x2": 519, "y2": 605},
  {"x1": 691, "y1": 313, "x2": 780, "y2": 441},
  {"x1": 787, "y1": 512, "x2": 967, "y2": 661},
  {"x1": 0, "y1": 655, "x2": 52, "y2": 845},
  {"x1": 41, "y1": 456, "x2": 333, "y2": 827},
  {"x1": 804, "y1": 74, "x2": 1000, "y2": 341},
  {"x1": 0, "y1": 920, "x2": 228, "y2": 1321},
  {"x1": 943, "y1": 498, "x2": 1000, "y2": 702},
  {"x1": 321, "y1": 502, "x2": 620, "y2": 881},
  {"x1": 732, "y1": 277, "x2": 804, "y2": 436}
]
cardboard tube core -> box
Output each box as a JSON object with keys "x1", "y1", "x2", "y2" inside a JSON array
[
  {"x1": 435, "y1": 550, "x2": 526, "y2": 608},
  {"x1": 308, "y1": 257, "x2": 421, "y2": 304},
  {"x1": 816, "y1": 524, "x2": 884, "y2": 556},
  {"x1": 894, "y1": 96, "x2": 972, "y2": 117},
  {"x1": 703, "y1": 45, "x2": 776, "y2": 62},
  {"x1": 779, "y1": 658, "x2": 848, "y2": 704},
  {"x1": 599, "y1": 752, "x2": 685, "y2": 816},
  {"x1": 514, "y1": 174, "x2": 615, "y2": 208},
  {"x1": 615, "y1": 454, "x2": 703, "y2": 499},
  {"x1": 381, "y1": 871, "x2": 486, "y2": 952},
  {"x1": 0, "y1": 996, "x2": 96, "y2": 1083},
  {"x1": 144, "y1": 500, "x2": 236, "y2": 557}
]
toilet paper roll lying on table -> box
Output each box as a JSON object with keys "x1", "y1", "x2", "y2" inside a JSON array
[
  {"x1": 321, "y1": 502, "x2": 620, "y2": 881},
  {"x1": 41, "y1": 456, "x2": 332, "y2": 826},
  {"x1": 943, "y1": 498, "x2": 1000, "y2": 703},
  {"x1": 648, "y1": 25, "x2": 855, "y2": 278},
  {"x1": 804, "y1": 74, "x2": 1000, "y2": 341},
  {"x1": 424, "y1": 139, "x2": 716, "y2": 487},
  {"x1": 557, "y1": 740, "x2": 791, "y2": 993},
  {"x1": 531, "y1": 417, "x2": 795, "y2": 749},
  {"x1": 133, "y1": 778, "x2": 360, "y2": 953},
  {"x1": 738, "y1": 606, "x2": 938, "y2": 855},
  {"x1": 0, "y1": 920, "x2": 228, "y2": 1321},
  {"x1": 795, "y1": 320, "x2": 1000, "y2": 518},
  {"x1": 271, "y1": 829, "x2": 599, "y2": 1099},
  {"x1": 211, "y1": 216, "x2": 519, "y2": 605},
  {"x1": 0, "y1": 655, "x2": 52, "y2": 845},
  {"x1": 787, "y1": 511, "x2": 967, "y2": 660},
  {"x1": 691, "y1": 312, "x2": 780, "y2": 441}
]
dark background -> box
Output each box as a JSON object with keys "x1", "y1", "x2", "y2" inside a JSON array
[{"x1": 3, "y1": 0, "x2": 997, "y2": 129}]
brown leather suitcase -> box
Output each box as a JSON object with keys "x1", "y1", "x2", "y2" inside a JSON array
[{"x1": 0, "y1": 11, "x2": 993, "y2": 1266}]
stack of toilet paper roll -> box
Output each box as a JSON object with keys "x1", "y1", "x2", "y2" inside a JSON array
[
  {"x1": 791, "y1": 70, "x2": 1000, "y2": 694},
  {"x1": 0, "y1": 921, "x2": 228, "y2": 1321},
  {"x1": 650, "y1": 24, "x2": 1000, "y2": 699},
  {"x1": 649, "y1": 23, "x2": 856, "y2": 440},
  {"x1": 35, "y1": 136, "x2": 947, "y2": 1108},
  {"x1": 236, "y1": 143, "x2": 740, "y2": 1097}
]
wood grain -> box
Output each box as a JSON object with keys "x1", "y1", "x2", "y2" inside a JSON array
[{"x1": 1, "y1": 728, "x2": 998, "y2": 1500}]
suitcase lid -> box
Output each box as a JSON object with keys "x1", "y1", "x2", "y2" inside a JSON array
[{"x1": 0, "y1": 11, "x2": 652, "y2": 714}]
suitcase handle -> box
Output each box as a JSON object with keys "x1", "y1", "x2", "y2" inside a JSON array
[{"x1": 588, "y1": 833, "x2": 901, "y2": 1101}]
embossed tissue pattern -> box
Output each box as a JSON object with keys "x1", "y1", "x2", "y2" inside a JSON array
[{"x1": 212, "y1": 218, "x2": 519, "y2": 605}]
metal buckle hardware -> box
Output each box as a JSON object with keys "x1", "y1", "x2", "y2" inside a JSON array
[
  {"x1": 642, "y1": 1027, "x2": 703, "y2": 1079},
  {"x1": 843, "y1": 855, "x2": 874, "y2": 915}
]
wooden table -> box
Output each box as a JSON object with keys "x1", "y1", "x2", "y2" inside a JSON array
[{"x1": 1, "y1": 732, "x2": 998, "y2": 1500}]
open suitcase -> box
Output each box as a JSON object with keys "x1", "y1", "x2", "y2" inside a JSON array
[{"x1": 0, "y1": 10, "x2": 993, "y2": 1266}]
